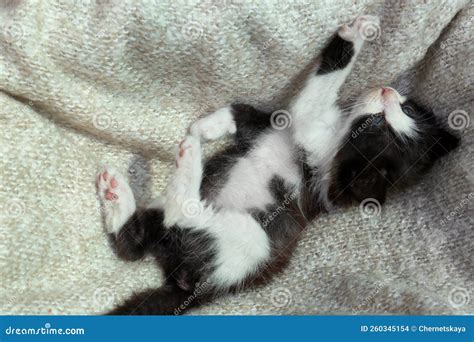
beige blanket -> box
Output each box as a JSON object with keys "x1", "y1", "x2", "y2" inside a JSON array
[{"x1": 0, "y1": 0, "x2": 472, "y2": 314}]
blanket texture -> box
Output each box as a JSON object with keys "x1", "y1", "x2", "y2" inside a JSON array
[{"x1": 0, "y1": 0, "x2": 472, "y2": 315}]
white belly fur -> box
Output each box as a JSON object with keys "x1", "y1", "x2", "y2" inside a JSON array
[{"x1": 213, "y1": 130, "x2": 301, "y2": 211}]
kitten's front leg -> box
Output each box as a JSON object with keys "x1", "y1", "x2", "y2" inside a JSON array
[
  {"x1": 190, "y1": 106, "x2": 236, "y2": 141},
  {"x1": 290, "y1": 15, "x2": 380, "y2": 165}
]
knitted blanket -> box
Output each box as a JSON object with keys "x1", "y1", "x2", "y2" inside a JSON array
[{"x1": 0, "y1": 0, "x2": 472, "y2": 314}]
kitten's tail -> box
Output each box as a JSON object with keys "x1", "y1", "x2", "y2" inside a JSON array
[{"x1": 107, "y1": 283, "x2": 207, "y2": 315}]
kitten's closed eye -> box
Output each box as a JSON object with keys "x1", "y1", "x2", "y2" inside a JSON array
[{"x1": 401, "y1": 105, "x2": 416, "y2": 117}]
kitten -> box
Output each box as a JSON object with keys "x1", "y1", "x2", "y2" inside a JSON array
[{"x1": 96, "y1": 15, "x2": 459, "y2": 315}]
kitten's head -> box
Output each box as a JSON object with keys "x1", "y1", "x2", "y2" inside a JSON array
[{"x1": 330, "y1": 87, "x2": 459, "y2": 205}]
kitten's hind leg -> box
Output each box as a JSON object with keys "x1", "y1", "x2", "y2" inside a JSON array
[
  {"x1": 96, "y1": 166, "x2": 136, "y2": 235},
  {"x1": 97, "y1": 166, "x2": 163, "y2": 261},
  {"x1": 101, "y1": 136, "x2": 205, "y2": 260}
]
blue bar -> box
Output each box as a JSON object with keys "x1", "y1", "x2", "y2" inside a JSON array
[{"x1": 0, "y1": 316, "x2": 472, "y2": 342}]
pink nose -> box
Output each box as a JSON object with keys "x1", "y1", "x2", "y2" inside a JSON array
[{"x1": 381, "y1": 87, "x2": 390, "y2": 96}]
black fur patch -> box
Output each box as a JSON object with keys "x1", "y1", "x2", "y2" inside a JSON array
[
  {"x1": 200, "y1": 145, "x2": 244, "y2": 200},
  {"x1": 111, "y1": 208, "x2": 217, "y2": 314},
  {"x1": 249, "y1": 177, "x2": 307, "y2": 286},
  {"x1": 108, "y1": 283, "x2": 208, "y2": 315},
  {"x1": 329, "y1": 100, "x2": 460, "y2": 205},
  {"x1": 300, "y1": 157, "x2": 327, "y2": 221},
  {"x1": 232, "y1": 103, "x2": 272, "y2": 148},
  {"x1": 200, "y1": 104, "x2": 272, "y2": 200},
  {"x1": 160, "y1": 225, "x2": 216, "y2": 290},
  {"x1": 113, "y1": 209, "x2": 166, "y2": 261},
  {"x1": 317, "y1": 34, "x2": 354, "y2": 75}
]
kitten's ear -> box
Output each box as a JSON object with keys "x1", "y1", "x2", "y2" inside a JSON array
[
  {"x1": 349, "y1": 167, "x2": 388, "y2": 205},
  {"x1": 430, "y1": 128, "x2": 460, "y2": 158}
]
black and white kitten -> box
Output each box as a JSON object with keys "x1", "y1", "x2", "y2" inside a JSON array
[{"x1": 96, "y1": 16, "x2": 459, "y2": 315}]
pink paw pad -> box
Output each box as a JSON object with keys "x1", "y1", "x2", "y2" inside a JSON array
[
  {"x1": 176, "y1": 139, "x2": 190, "y2": 167},
  {"x1": 105, "y1": 190, "x2": 118, "y2": 201},
  {"x1": 178, "y1": 140, "x2": 188, "y2": 157},
  {"x1": 96, "y1": 171, "x2": 109, "y2": 186},
  {"x1": 97, "y1": 168, "x2": 121, "y2": 201}
]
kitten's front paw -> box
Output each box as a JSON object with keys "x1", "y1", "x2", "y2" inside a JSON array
[
  {"x1": 190, "y1": 106, "x2": 236, "y2": 141},
  {"x1": 175, "y1": 135, "x2": 200, "y2": 169},
  {"x1": 338, "y1": 15, "x2": 381, "y2": 43},
  {"x1": 96, "y1": 166, "x2": 136, "y2": 234}
]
